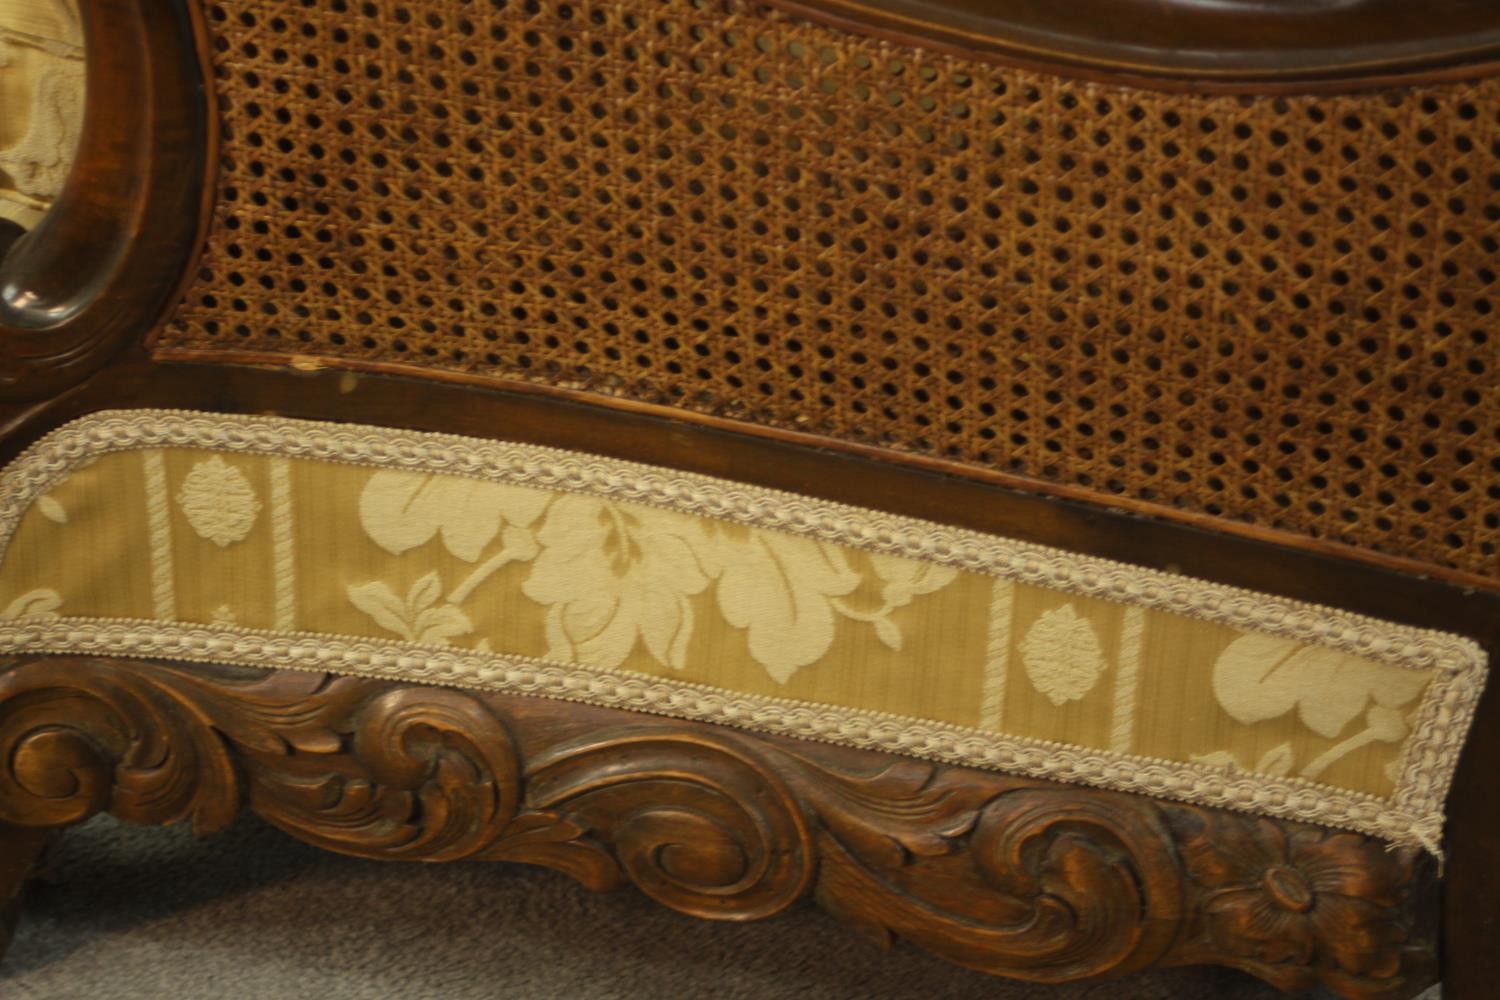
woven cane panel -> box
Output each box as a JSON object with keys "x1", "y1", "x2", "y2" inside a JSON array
[{"x1": 159, "y1": 0, "x2": 1500, "y2": 580}]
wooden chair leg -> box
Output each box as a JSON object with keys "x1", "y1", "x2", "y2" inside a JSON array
[
  {"x1": 0, "y1": 823, "x2": 52, "y2": 962},
  {"x1": 1441, "y1": 675, "x2": 1500, "y2": 1000}
]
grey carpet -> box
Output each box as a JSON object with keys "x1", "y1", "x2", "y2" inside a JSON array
[{"x1": 2, "y1": 815, "x2": 1413, "y2": 999}]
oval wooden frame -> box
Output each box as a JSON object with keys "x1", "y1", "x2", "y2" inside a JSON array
[{"x1": 0, "y1": 0, "x2": 213, "y2": 401}]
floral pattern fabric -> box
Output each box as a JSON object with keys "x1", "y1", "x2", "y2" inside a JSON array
[
  {"x1": 0, "y1": 412, "x2": 1484, "y2": 852},
  {"x1": 0, "y1": 0, "x2": 84, "y2": 231}
]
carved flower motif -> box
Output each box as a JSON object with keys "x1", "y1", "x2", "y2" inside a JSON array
[
  {"x1": 1180, "y1": 813, "x2": 1406, "y2": 978},
  {"x1": 177, "y1": 456, "x2": 262, "y2": 547},
  {"x1": 1019, "y1": 604, "x2": 1107, "y2": 706}
]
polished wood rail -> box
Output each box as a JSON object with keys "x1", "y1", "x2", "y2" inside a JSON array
[{"x1": 779, "y1": 0, "x2": 1500, "y2": 85}]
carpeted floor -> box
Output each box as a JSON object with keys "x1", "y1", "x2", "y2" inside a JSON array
[{"x1": 2, "y1": 816, "x2": 1418, "y2": 999}]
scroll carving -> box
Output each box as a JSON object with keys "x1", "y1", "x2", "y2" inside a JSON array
[
  {"x1": 0, "y1": 657, "x2": 1435, "y2": 998},
  {"x1": 523, "y1": 732, "x2": 814, "y2": 919}
]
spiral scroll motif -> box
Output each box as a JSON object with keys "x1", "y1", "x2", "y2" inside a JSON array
[
  {"x1": 251, "y1": 687, "x2": 524, "y2": 862},
  {"x1": 0, "y1": 657, "x2": 239, "y2": 834},
  {"x1": 967, "y1": 790, "x2": 1184, "y2": 977},
  {"x1": 780, "y1": 756, "x2": 1183, "y2": 983},
  {"x1": 0, "y1": 657, "x2": 1434, "y2": 997},
  {"x1": 525, "y1": 732, "x2": 815, "y2": 921}
]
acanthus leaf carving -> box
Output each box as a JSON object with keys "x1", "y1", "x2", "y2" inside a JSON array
[
  {"x1": 798, "y1": 777, "x2": 1185, "y2": 983},
  {"x1": 477, "y1": 810, "x2": 623, "y2": 893},
  {"x1": 772, "y1": 755, "x2": 999, "y2": 869},
  {"x1": 0, "y1": 657, "x2": 242, "y2": 836},
  {"x1": 0, "y1": 656, "x2": 1435, "y2": 998},
  {"x1": 522, "y1": 730, "x2": 815, "y2": 921}
]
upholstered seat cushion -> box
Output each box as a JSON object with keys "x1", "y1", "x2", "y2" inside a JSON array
[{"x1": 0, "y1": 410, "x2": 1482, "y2": 851}]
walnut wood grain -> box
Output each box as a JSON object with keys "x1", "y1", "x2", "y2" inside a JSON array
[{"x1": 0, "y1": 657, "x2": 1438, "y2": 998}]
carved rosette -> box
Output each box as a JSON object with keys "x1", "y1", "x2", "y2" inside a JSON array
[
  {"x1": 0, "y1": 657, "x2": 1435, "y2": 998},
  {"x1": 1165, "y1": 807, "x2": 1435, "y2": 996}
]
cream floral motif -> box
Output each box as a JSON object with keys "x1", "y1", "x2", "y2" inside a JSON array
[
  {"x1": 177, "y1": 456, "x2": 261, "y2": 547},
  {"x1": 1213, "y1": 634, "x2": 1429, "y2": 736},
  {"x1": 0, "y1": 587, "x2": 59, "y2": 621},
  {"x1": 704, "y1": 523, "x2": 861, "y2": 683},
  {"x1": 524, "y1": 495, "x2": 712, "y2": 670},
  {"x1": 360, "y1": 471, "x2": 548, "y2": 563},
  {"x1": 353, "y1": 471, "x2": 546, "y2": 647},
  {"x1": 0, "y1": 51, "x2": 82, "y2": 198},
  {"x1": 836, "y1": 554, "x2": 959, "y2": 652},
  {"x1": 358, "y1": 471, "x2": 959, "y2": 682},
  {"x1": 35, "y1": 494, "x2": 65, "y2": 523},
  {"x1": 1209, "y1": 634, "x2": 1429, "y2": 781},
  {"x1": 0, "y1": 1, "x2": 85, "y2": 229},
  {"x1": 522, "y1": 509, "x2": 953, "y2": 680},
  {"x1": 1020, "y1": 604, "x2": 1108, "y2": 706},
  {"x1": 348, "y1": 571, "x2": 474, "y2": 645}
]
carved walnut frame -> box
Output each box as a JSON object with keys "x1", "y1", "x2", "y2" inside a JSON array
[
  {"x1": 0, "y1": 657, "x2": 1440, "y2": 997},
  {"x1": 0, "y1": 1, "x2": 1496, "y2": 997}
]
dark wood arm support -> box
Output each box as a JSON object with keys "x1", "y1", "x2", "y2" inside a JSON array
[{"x1": 1442, "y1": 666, "x2": 1500, "y2": 999}]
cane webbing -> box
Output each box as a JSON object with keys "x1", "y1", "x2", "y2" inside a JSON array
[{"x1": 157, "y1": 0, "x2": 1500, "y2": 581}]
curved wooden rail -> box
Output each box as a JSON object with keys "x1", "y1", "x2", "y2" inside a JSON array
[
  {"x1": 777, "y1": 0, "x2": 1500, "y2": 85},
  {"x1": 0, "y1": 0, "x2": 210, "y2": 401}
]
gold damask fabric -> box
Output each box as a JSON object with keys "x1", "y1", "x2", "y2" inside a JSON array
[
  {"x1": 0, "y1": 0, "x2": 82, "y2": 230},
  {"x1": 0, "y1": 411, "x2": 1484, "y2": 852}
]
